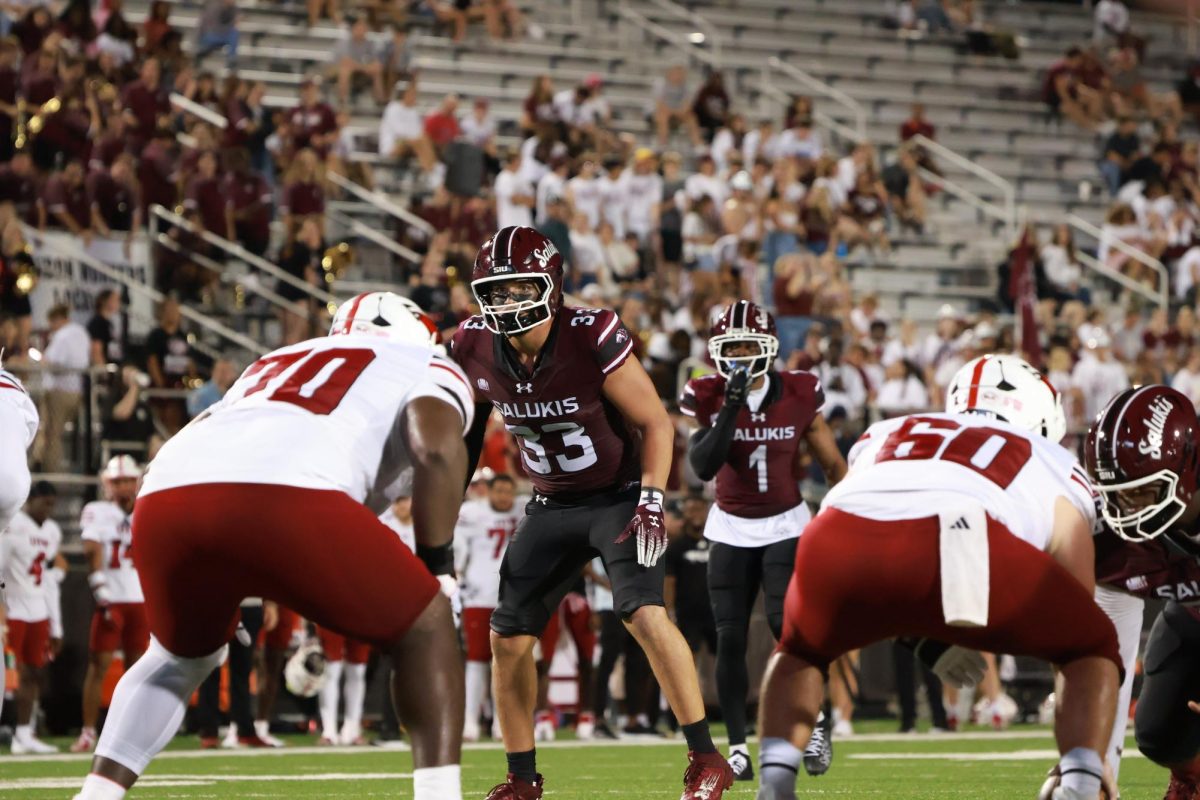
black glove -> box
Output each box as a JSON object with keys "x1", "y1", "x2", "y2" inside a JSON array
[{"x1": 724, "y1": 366, "x2": 751, "y2": 407}]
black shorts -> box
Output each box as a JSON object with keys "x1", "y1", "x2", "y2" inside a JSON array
[
  {"x1": 1135, "y1": 601, "x2": 1200, "y2": 766},
  {"x1": 491, "y1": 487, "x2": 665, "y2": 637}
]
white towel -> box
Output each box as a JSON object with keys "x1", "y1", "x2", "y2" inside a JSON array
[{"x1": 938, "y1": 504, "x2": 990, "y2": 627}]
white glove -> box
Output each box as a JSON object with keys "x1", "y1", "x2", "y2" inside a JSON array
[
  {"x1": 88, "y1": 572, "x2": 113, "y2": 607},
  {"x1": 437, "y1": 574, "x2": 462, "y2": 627},
  {"x1": 931, "y1": 646, "x2": 987, "y2": 689}
]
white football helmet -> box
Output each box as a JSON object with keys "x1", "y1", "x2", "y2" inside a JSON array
[
  {"x1": 945, "y1": 354, "x2": 1066, "y2": 443},
  {"x1": 329, "y1": 292, "x2": 438, "y2": 347},
  {"x1": 102, "y1": 454, "x2": 143, "y2": 481},
  {"x1": 284, "y1": 639, "x2": 327, "y2": 698}
]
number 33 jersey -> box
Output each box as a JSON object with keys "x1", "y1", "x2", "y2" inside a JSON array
[
  {"x1": 451, "y1": 307, "x2": 640, "y2": 497},
  {"x1": 139, "y1": 335, "x2": 475, "y2": 506},
  {"x1": 823, "y1": 411, "x2": 1096, "y2": 551}
]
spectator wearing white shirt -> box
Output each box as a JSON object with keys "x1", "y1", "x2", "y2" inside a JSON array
[
  {"x1": 566, "y1": 156, "x2": 602, "y2": 230},
  {"x1": 535, "y1": 155, "x2": 569, "y2": 227},
  {"x1": 517, "y1": 132, "x2": 553, "y2": 187},
  {"x1": 37, "y1": 305, "x2": 91, "y2": 472},
  {"x1": 493, "y1": 149, "x2": 535, "y2": 229},
  {"x1": 377, "y1": 81, "x2": 436, "y2": 172},
  {"x1": 683, "y1": 153, "x2": 727, "y2": 208},
  {"x1": 1173, "y1": 348, "x2": 1200, "y2": 411},
  {"x1": 875, "y1": 360, "x2": 930, "y2": 418},
  {"x1": 881, "y1": 319, "x2": 923, "y2": 367},
  {"x1": 815, "y1": 338, "x2": 867, "y2": 423},
  {"x1": 743, "y1": 118, "x2": 779, "y2": 166},
  {"x1": 1072, "y1": 330, "x2": 1131, "y2": 422},
  {"x1": 776, "y1": 122, "x2": 823, "y2": 162},
  {"x1": 460, "y1": 98, "x2": 497, "y2": 154},
  {"x1": 624, "y1": 149, "x2": 663, "y2": 245},
  {"x1": 597, "y1": 156, "x2": 628, "y2": 240},
  {"x1": 710, "y1": 115, "x2": 747, "y2": 173},
  {"x1": 569, "y1": 211, "x2": 607, "y2": 290},
  {"x1": 1040, "y1": 224, "x2": 1089, "y2": 302}
]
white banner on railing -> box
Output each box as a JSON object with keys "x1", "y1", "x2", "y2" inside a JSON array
[{"x1": 29, "y1": 232, "x2": 156, "y2": 337}]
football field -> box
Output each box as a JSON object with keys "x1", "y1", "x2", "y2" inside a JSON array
[{"x1": 0, "y1": 725, "x2": 1170, "y2": 799}]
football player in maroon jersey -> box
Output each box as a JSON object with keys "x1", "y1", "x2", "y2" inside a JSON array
[
  {"x1": 680, "y1": 301, "x2": 847, "y2": 781},
  {"x1": 1085, "y1": 385, "x2": 1200, "y2": 800},
  {"x1": 452, "y1": 226, "x2": 733, "y2": 800}
]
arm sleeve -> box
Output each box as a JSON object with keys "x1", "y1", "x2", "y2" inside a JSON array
[{"x1": 688, "y1": 402, "x2": 740, "y2": 482}]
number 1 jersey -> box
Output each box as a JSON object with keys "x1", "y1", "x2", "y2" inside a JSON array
[
  {"x1": 81, "y1": 500, "x2": 142, "y2": 603},
  {"x1": 450, "y1": 307, "x2": 640, "y2": 498},
  {"x1": 823, "y1": 412, "x2": 1095, "y2": 551},
  {"x1": 139, "y1": 335, "x2": 474, "y2": 506}
]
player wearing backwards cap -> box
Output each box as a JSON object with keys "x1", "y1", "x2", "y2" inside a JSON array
[
  {"x1": 755, "y1": 354, "x2": 1120, "y2": 800},
  {"x1": 1, "y1": 481, "x2": 63, "y2": 753},
  {"x1": 72, "y1": 455, "x2": 148, "y2": 754},
  {"x1": 75, "y1": 292, "x2": 473, "y2": 800}
]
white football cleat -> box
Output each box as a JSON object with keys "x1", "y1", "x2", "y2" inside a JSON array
[
  {"x1": 832, "y1": 719, "x2": 853, "y2": 737},
  {"x1": 221, "y1": 724, "x2": 242, "y2": 749},
  {"x1": 533, "y1": 711, "x2": 556, "y2": 742},
  {"x1": 576, "y1": 712, "x2": 596, "y2": 740},
  {"x1": 463, "y1": 721, "x2": 482, "y2": 743},
  {"x1": 11, "y1": 736, "x2": 58, "y2": 754},
  {"x1": 254, "y1": 721, "x2": 285, "y2": 748},
  {"x1": 68, "y1": 729, "x2": 96, "y2": 753}
]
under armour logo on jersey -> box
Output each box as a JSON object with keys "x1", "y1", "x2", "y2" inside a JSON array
[
  {"x1": 750, "y1": 412, "x2": 766, "y2": 422},
  {"x1": 535, "y1": 495, "x2": 548, "y2": 505},
  {"x1": 476, "y1": 378, "x2": 490, "y2": 392},
  {"x1": 516, "y1": 382, "x2": 533, "y2": 394},
  {"x1": 950, "y1": 517, "x2": 971, "y2": 531}
]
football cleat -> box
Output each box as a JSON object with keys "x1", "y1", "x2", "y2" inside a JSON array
[
  {"x1": 803, "y1": 708, "x2": 834, "y2": 776},
  {"x1": 254, "y1": 721, "x2": 285, "y2": 748},
  {"x1": 69, "y1": 729, "x2": 96, "y2": 753},
  {"x1": 199, "y1": 736, "x2": 221, "y2": 750},
  {"x1": 681, "y1": 750, "x2": 734, "y2": 800},
  {"x1": 727, "y1": 749, "x2": 754, "y2": 782},
  {"x1": 1164, "y1": 772, "x2": 1200, "y2": 800},
  {"x1": 1038, "y1": 764, "x2": 1118, "y2": 800},
  {"x1": 484, "y1": 773, "x2": 544, "y2": 800},
  {"x1": 533, "y1": 711, "x2": 556, "y2": 742},
  {"x1": 317, "y1": 735, "x2": 339, "y2": 746},
  {"x1": 575, "y1": 711, "x2": 596, "y2": 740},
  {"x1": 11, "y1": 735, "x2": 58, "y2": 754}
]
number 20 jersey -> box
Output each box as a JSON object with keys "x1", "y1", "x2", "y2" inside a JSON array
[
  {"x1": 822, "y1": 412, "x2": 1095, "y2": 551},
  {"x1": 139, "y1": 335, "x2": 475, "y2": 505},
  {"x1": 451, "y1": 307, "x2": 640, "y2": 497}
]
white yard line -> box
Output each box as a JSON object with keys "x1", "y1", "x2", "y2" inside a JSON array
[
  {"x1": 849, "y1": 749, "x2": 1145, "y2": 762},
  {"x1": 0, "y1": 773, "x2": 412, "y2": 790}
]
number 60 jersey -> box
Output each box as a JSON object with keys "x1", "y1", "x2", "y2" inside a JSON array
[
  {"x1": 451, "y1": 307, "x2": 640, "y2": 497},
  {"x1": 139, "y1": 335, "x2": 475, "y2": 507},
  {"x1": 824, "y1": 412, "x2": 1096, "y2": 550}
]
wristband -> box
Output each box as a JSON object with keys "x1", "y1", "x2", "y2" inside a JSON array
[
  {"x1": 417, "y1": 542, "x2": 455, "y2": 576},
  {"x1": 639, "y1": 487, "x2": 665, "y2": 506}
]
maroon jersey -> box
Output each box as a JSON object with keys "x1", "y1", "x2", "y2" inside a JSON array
[
  {"x1": 224, "y1": 172, "x2": 272, "y2": 242},
  {"x1": 451, "y1": 306, "x2": 640, "y2": 498},
  {"x1": 287, "y1": 102, "x2": 336, "y2": 153},
  {"x1": 680, "y1": 370, "x2": 823, "y2": 519},
  {"x1": 87, "y1": 170, "x2": 138, "y2": 231},
  {"x1": 281, "y1": 181, "x2": 324, "y2": 218},
  {"x1": 1095, "y1": 526, "x2": 1200, "y2": 603},
  {"x1": 121, "y1": 79, "x2": 169, "y2": 139},
  {"x1": 0, "y1": 166, "x2": 40, "y2": 224},
  {"x1": 184, "y1": 174, "x2": 226, "y2": 233},
  {"x1": 42, "y1": 174, "x2": 89, "y2": 229}
]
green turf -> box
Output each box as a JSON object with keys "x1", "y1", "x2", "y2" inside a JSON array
[{"x1": 0, "y1": 729, "x2": 1170, "y2": 798}]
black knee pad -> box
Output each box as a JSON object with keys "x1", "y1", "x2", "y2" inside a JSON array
[{"x1": 1135, "y1": 603, "x2": 1200, "y2": 766}]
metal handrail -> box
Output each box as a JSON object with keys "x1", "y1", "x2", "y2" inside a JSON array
[
  {"x1": 153, "y1": 233, "x2": 304, "y2": 314},
  {"x1": 327, "y1": 208, "x2": 422, "y2": 266},
  {"x1": 24, "y1": 225, "x2": 269, "y2": 357},
  {"x1": 149, "y1": 205, "x2": 338, "y2": 306},
  {"x1": 767, "y1": 57, "x2": 867, "y2": 142},
  {"x1": 1076, "y1": 250, "x2": 1166, "y2": 312},
  {"x1": 758, "y1": 81, "x2": 863, "y2": 149},
  {"x1": 616, "y1": 1, "x2": 717, "y2": 68},
  {"x1": 917, "y1": 166, "x2": 1009, "y2": 224},
  {"x1": 1068, "y1": 212, "x2": 1169, "y2": 311},
  {"x1": 326, "y1": 172, "x2": 436, "y2": 237},
  {"x1": 169, "y1": 92, "x2": 228, "y2": 129},
  {"x1": 642, "y1": 0, "x2": 723, "y2": 68},
  {"x1": 912, "y1": 134, "x2": 1015, "y2": 242}
]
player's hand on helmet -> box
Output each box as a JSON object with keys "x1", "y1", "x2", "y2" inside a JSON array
[
  {"x1": 931, "y1": 645, "x2": 987, "y2": 689},
  {"x1": 615, "y1": 487, "x2": 667, "y2": 568},
  {"x1": 724, "y1": 366, "x2": 751, "y2": 408}
]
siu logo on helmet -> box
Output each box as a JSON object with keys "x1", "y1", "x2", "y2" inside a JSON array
[{"x1": 1139, "y1": 395, "x2": 1173, "y2": 459}]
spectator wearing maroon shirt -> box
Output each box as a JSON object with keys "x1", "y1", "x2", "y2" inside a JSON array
[
  {"x1": 34, "y1": 56, "x2": 97, "y2": 170},
  {"x1": 280, "y1": 148, "x2": 325, "y2": 242},
  {"x1": 20, "y1": 47, "x2": 58, "y2": 106},
  {"x1": 142, "y1": 0, "x2": 175, "y2": 55},
  {"x1": 223, "y1": 149, "x2": 272, "y2": 257},
  {"x1": 287, "y1": 78, "x2": 337, "y2": 158},
  {"x1": 1042, "y1": 46, "x2": 1102, "y2": 130},
  {"x1": 0, "y1": 151, "x2": 40, "y2": 226},
  {"x1": 0, "y1": 39, "x2": 19, "y2": 162},
  {"x1": 691, "y1": 71, "x2": 730, "y2": 143},
  {"x1": 40, "y1": 160, "x2": 91, "y2": 237},
  {"x1": 424, "y1": 93, "x2": 462, "y2": 151},
  {"x1": 90, "y1": 114, "x2": 130, "y2": 171},
  {"x1": 183, "y1": 150, "x2": 226, "y2": 235},
  {"x1": 276, "y1": 216, "x2": 324, "y2": 345},
  {"x1": 121, "y1": 58, "x2": 169, "y2": 150},
  {"x1": 88, "y1": 153, "x2": 142, "y2": 245},
  {"x1": 58, "y1": 0, "x2": 98, "y2": 48},
  {"x1": 899, "y1": 102, "x2": 934, "y2": 142},
  {"x1": 138, "y1": 127, "x2": 178, "y2": 217},
  {"x1": 12, "y1": 7, "x2": 54, "y2": 56}
]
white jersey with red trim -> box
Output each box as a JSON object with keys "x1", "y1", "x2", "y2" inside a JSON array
[
  {"x1": 140, "y1": 335, "x2": 474, "y2": 508},
  {"x1": 821, "y1": 412, "x2": 1095, "y2": 551},
  {"x1": 0, "y1": 511, "x2": 61, "y2": 621},
  {"x1": 81, "y1": 500, "x2": 142, "y2": 603},
  {"x1": 454, "y1": 498, "x2": 525, "y2": 609},
  {"x1": 0, "y1": 369, "x2": 38, "y2": 447},
  {"x1": 379, "y1": 507, "x2": 416, "y2": 552}
]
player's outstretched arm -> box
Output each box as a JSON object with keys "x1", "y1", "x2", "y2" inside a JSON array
[
  {"x1": 603, "y1": 357, "x2": 673, "y2": 491},
  {"x1": 803, "y1": 414, "x2": 848, "y2": 485},
  {"x1": 1047, "y1": 496, "x2": 1097, "y2": 594},
  {"x1": 402, "y1": 396, "x2": 470, "y2": 556}
]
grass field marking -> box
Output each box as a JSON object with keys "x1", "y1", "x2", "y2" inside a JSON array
[
  {"x1": 849, "y1": 749, "x2": 1145, "y2": 762},
  {"x1": 0, "y1": 772, "x2": 415, "y2": 791}
]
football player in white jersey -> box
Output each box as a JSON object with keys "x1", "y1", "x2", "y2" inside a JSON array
[
  {"x1": 75, "y1": 293, "x2": 474, "y2": 800},
  {"x1": 754, "y1": 355, "x2": 1121, "y2": 800},
  {"x1": 1, "y1": 482, "x2": 63, "y2": 753},
  {"x1": 72, "y1": 455, "x2": 147, "y2": 754},
  {"x1": 0, "y1": 365, "x2": 38, "y2": 723},
  {"x1": 380, "y1": 494, "x2": 416, "y2": 552},
  {"x1": 455, "y1": 473, "x2": 523, "y2": 741}
]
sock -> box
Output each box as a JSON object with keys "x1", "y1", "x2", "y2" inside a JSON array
[
  {"x1": 16, "y1": 724, "x2": 33, "y2": 743},
  {"x1": 681, "y1": 720, "x2": 716, "y2": 754},
  {"x1": 319, "y1": 660, "x2": 344, "y2": 740},
  {"x1": 93, "y1": 638, "x2": 225, "y2": 775},
  {"x1": 1058, "y1": 747, "x2": 1103, "y2": 797},
  {"x1": 254, "y1": 720, "x2": 271, "y2": 739},
  {"x1": 759, "y1": 737, "x2": 802, "y2": 798},
  {"x1": 506, "y1": 748, "x2": 537, "y2": 783},
  {"x1": 77, "y1": 773, "x2": 128, "y2": 800},
  {"x1": 464, "y1": 661, "x2": 489, "y2": 731},
  {"x1": 413, "y1": 764, "x2": 462, "y2": 800},
  {"x1": 341, "y1": 663, "x2": 367, "y2": 737}
]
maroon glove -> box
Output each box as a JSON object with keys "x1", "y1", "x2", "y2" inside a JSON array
[{"x1": 615, "y1": 487, "x2": 667, "y2": 567}]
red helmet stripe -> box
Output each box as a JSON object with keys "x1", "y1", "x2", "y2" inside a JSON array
[
  {"x1": 340, "y1": 292, "x2": 370, "y2": 334},
  {"x1": 965, "y1": 354, "x2": 990, "y2": 408}
]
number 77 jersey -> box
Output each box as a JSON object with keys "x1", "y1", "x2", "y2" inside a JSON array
[
  {"x1": 139, "y1": 335, "x2": 475, "y2": 505},
  {"x1": 823, "y1": 411, "x2": 1096, "y2": 551}
]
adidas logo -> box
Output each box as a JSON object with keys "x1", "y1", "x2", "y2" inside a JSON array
[{"x1": 950, "y1": 517, "x2": 971, "y2": 531}]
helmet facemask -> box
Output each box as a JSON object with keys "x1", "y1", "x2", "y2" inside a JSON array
[
  {"x1": 1095, "y1": 468, "x2": 1188, "y2": 543},
  {"x1": 472, "y1": 274, "x2": 554, "y2": 336},
  {"x1": 708, "y1": 332, "x2": 778, "y2": 380}
]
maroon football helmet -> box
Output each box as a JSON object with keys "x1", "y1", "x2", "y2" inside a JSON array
[
  {"x1": 471, "y1": 226, "x2": 564, "y2": 335},
  {"x1": 1085, "y1": 385, "x2": 1200, "y2": 544},
  {"x1": 708, "y1": 300, "x2": 779, "y2": 380}
]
